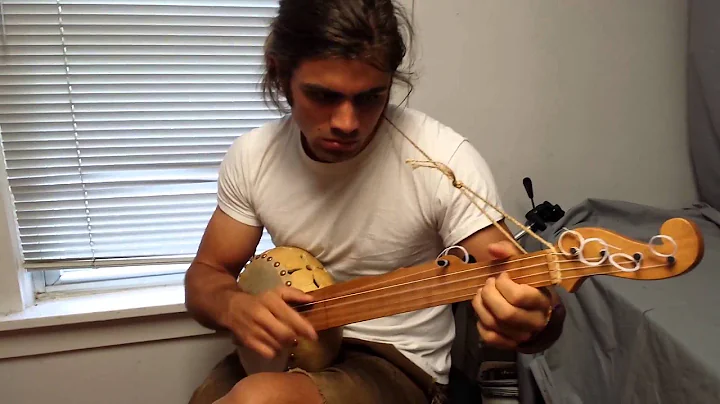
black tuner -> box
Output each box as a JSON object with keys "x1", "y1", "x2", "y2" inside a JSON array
[
  {"x1": 523, "y1": 177, "x2": 535, "y2": 209},
  {"x1": 520, "y1": 177, "x2": 565, "y2": 233}
]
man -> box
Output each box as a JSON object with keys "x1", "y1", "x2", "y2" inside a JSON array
[{"x1": 184, "y1": 1, "x2": 565, "y2": 403}]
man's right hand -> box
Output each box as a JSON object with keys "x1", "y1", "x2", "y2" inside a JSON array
[
  {"x1": 223, "y1": 286, "x2": 318, "y2": 359},
  {"x1": 185, "y1": 208, "x2": 320, "y2": 359}
]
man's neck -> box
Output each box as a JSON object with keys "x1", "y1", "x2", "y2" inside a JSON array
[{"x1": 299, "y1": 133, "x2": 323, "y2": 162}]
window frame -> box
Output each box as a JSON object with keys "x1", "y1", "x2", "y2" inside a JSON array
[
  {"x1": 1, "y1": 141, "x2": 193, "y2": 302},
  {"x1": 0, "y1": 0, "x2": 417, "y2": 313},
  {"x1": 0, "y1": 160, "x2": 34, "y2": 314},
  {"x1": 0, "y1": 0, "x2": 283, "y2": 298}
]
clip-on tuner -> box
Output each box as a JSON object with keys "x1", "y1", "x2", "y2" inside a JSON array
[{"x1": 514, "y1": 177, "x2": 565, "y2": 240}]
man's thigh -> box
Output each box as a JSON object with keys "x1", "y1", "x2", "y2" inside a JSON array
[
  {"x1": 189, "y1": 352, "x2": 247, "y2": 404},
  {"x1": 289, "y1": 345, "x2": 431, "y2": 404},
  {"x1": 188, "y1": 339, "x2": 446, "y2": 404}
]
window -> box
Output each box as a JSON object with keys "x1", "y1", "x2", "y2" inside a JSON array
[{"x1": 0, "y1": 0, "x2": 279, "y2": 293}]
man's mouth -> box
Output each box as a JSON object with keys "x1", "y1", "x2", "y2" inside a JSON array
[{"x1": 320, "y1": 138, "x2": 358, "y2": 151}]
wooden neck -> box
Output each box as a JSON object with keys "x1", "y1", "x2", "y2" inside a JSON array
[{"x1": 297, "y1": 250, "x2": 555, "y2": 331}]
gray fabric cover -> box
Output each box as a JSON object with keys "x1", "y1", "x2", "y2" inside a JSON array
[
  {"x1": 516, "y1": 198, "x2": 720, "y2": 404},
  {"x1": 688, "y1": 0, "x2": 720, "y2": 211}
]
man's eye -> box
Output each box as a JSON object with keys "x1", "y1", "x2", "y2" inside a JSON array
[
  {"x1": 355, "y1": 93, "x2": 383, "y2": 106},
  {"x1": 308, "y1": 91, "x2": 341, "y2": 104}
]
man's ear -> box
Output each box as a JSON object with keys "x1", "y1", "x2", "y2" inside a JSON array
[
  {"x1": 266, "y1": 54, "x2": 293, "y2": 107},
  {"x1": 280, "y1": 75, "x2": 293, "y2": 107},
  {"x1": 265, "y1": 54, "x2": 278, "y2": 80}
]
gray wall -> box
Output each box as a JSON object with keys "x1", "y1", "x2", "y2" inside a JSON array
[
  {"x1": 409, "y1": 0, "x2": 696, "y2": 224},
  {"x1": 0, "y1": 1, "x2": 696, "y2": 403},
  {"x1": 0, "y1": 334, "x2": 234, "y2": 404}
]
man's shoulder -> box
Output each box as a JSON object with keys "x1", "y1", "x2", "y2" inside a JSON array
[
  {"x1": 386, "y1": 105, "x2": 472, "y2": 164},
  {"x1": 228, "y1": 114, "x2": 293, "y2": 153},
  {"x1": 228, "y1": 115, "x2": 293, "y2": 150}
]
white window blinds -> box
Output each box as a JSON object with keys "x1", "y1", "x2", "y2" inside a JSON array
[{"x1": 0, "y1": 0, "x2": 279, "y2": 276}]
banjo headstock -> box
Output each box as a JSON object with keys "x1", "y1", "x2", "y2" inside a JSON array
[{"x1": 553, "y1": 217, "x2": 704, "y2": 292}]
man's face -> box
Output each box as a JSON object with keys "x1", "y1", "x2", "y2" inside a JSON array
[{"x1": 288, "y1": 58, "x2": 392, "y2": 163}]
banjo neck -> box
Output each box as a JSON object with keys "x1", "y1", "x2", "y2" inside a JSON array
[
  {"x1": 296, "y1": 250, "x2": 557, "y2": 331},
  {"x1": 296, "y1": 216, "x2": 703, "y2": 331}
]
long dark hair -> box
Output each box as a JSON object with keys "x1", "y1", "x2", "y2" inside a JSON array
[{"x1": 261, "y1": 0, "x2": 415, "y2": 112}]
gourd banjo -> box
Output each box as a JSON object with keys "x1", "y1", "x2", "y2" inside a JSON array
[
  {"x1": 235, "y1": 115, "x2": 705, "y2": 375},
  {"x1": 236, "y1": 216, "x2": 703, "y2": 375}
]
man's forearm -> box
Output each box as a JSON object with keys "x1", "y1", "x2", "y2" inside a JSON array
[{"x1": 184, "y1": 261, "x2": 241, "y2": 332}]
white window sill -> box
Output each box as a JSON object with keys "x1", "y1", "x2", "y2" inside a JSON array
[
  {"x1": 0, "y1": 283, "x2": 187, "y2": 332},
  {"x1": 0, "y1": 284, "x2": 221, "y2": 360}
]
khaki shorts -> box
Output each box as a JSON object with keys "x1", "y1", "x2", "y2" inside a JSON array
[{"x1": 188, "y1": 338, "x2": 449, "y2": 404}]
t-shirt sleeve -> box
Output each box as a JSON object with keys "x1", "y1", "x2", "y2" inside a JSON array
[
  {"x1": 434, "y1": 140, "x2": 505, "y2": 247},
  {"x1": 216, "y1": 137, "x2": 262, "y2": 227}
]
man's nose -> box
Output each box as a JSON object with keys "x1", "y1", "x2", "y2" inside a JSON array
[{"x1": 330, "y1": 100, "x2": 360, "y2": 136}]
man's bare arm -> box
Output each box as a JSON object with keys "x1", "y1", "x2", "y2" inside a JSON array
[
  {"x1": 184, "y1": 207, "x2": 262, "y2": 331},
  {"x1": 184, "y1": 207, "x2": 317, "y2": 358}
]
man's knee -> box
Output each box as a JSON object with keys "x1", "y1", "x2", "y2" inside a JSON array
[{"x1": 215, "y1": 372, "x2": 323, "y2": 404}]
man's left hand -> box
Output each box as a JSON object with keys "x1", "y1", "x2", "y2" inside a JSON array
[{"x1": 471, "y1": 240, "x2": 553, "y2": 350}]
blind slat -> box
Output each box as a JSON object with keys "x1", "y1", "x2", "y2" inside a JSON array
[
  {"x1": 17, "y1": 203, "x2": 214, "y2": 221},
  {"x1": 0, "y1": 0, "x2": 280, "y2": 270},
  {"x1": 2, "y1": 34, "x2": 268, "y2": 46},
  {"x1": 0, "y1": 74, "x2": 265, "y2": 86},
  {"x1": 3, "y1": 137, "x2": 236, "y2": 151},
  {"x1": 6, "y1": 149, "x2": 228, "y2": 163},
  {"x1": 7, "y1": 25, "x2": 271, "y2": 37},
  {"x1": 2, "y1": 65, "x2": 265, "y2": 75},
  {"x1": 1, "y1": 128, "x2": 252, "y2": 143},
  {"x1": 3, "y1": 55, "x2": 265, "y2": 66},
  {"x1": 6, "y1": 15, "x2": 273, "y2": 27},
  {"x1": 9, "y1": 168, "x2": 220, "y2": 187},
  {"x1": 20, "y1": 224, "x2": 212, "y2": 241},
  {"x1": 20, "y1": 215, "x2": 212, "y2": 230},
  {"x1": 2, "y1": 118, "x2": 272, "y2": 133},
  {"x1": 1, "y1": 104, "x2": 267, "y2": 116},
  {"x1": 6, "y1": 155, "x2": 227, "y2": 170},
  {"x1": 3, "y1": 94, "x2": 266, "y2": 105},
  {"x1": 0, "y1": 45, "x2": 265, "y2": 57},
  {"x1": 7, "y1": 163, "x2": 222, "y2": 179},
  {"x1": 1, "y1": 83, "x2": 265, "y2": 97},
  {"x1": 2, "y1": 1, "x2": 279, "y2": 9},
  {"x1": 2, "y1": 109, "x2": 276, "y2": 123},
  {"x1": 14, "y1": 193, "x2": 218, "y2": 211}
]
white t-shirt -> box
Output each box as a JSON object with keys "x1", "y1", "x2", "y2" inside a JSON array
[{"x1": 216, "y1": 104, "x2": 504, "y2": 384}]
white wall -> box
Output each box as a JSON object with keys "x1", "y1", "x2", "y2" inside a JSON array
[
  {"x1": 409, "y1": 0, "x2": 696, "y2": 223},
  {"x1": 0, "y1": 334, "x2": 234, "y2": 404}
]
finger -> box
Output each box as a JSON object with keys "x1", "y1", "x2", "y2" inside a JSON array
[
  {"x1": 482, "y1": 277, "x2": 547, "y2": 331},
  {"x1": 473, "y1": 291, "x2": 533, "y2": 343},
  {"x1": 279, "y1": 286, "x2": 315, "y2": 304},
  {"x1": 227, "y1": 306, "x2": 282, "y2": 352},
  {"x1": 476, "y1": 320, "x2": 518, "y2": 350},
  {"x1": 265, "y1": 293, "x2": 317, "y2": 342},
  {"x1": 273, "y1": 289, "x2": 318, "y2": 341},
  {"x1": 495, "y1": 272, "x2": 552, "y2": 313},
  {"x1": 249, "y1": 323, "x2": 283, "y2": 352},
  {"x1": 487, "y1": 241, "x2": 520, "y2": 260},
  {"x1": 252, "y1": 304, "x2": 298, "y2": 346}
]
